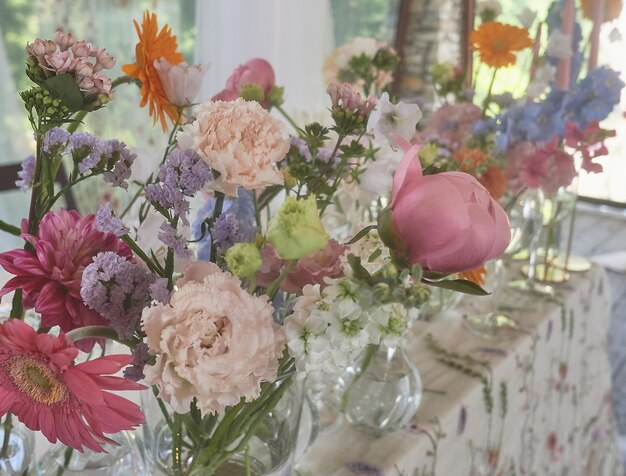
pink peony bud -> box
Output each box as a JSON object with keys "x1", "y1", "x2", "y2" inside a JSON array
[
  {"x1": 54, "y1": 30, "x2": 74, "y2": 51},
  {"x1": 153, "y1": 58, "x2": 208, "y2": 106},
  {"x1": 93, "y1": 49, "x2": 116, "y2": 72},
  {"x1": 43, "y1": 51, "x2": 76, "y2": 74},
  {"x1": 387, "y1": 143, "x2": 511, "y2": 273},
  {"x1": 212, "y1": 58, "x2": 275, "y2": 108},
  {"x1": 71, "y1": 40, "x2": 92, "y2": 58}
]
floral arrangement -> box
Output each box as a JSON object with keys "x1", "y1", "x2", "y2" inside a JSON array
[{"x1": 0, "y1": 10, "x2": 515, "y2": 476}]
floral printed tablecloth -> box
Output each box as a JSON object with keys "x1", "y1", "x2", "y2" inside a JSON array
[{"x1": 299, "y1": 264, "x2": 622, "y2": 475}]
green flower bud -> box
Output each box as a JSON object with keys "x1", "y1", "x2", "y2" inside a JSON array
[
  {"x1": 418, "y1": 142, "x2": 439, "y2": 167},
  {"x1": 225, "y1": 243, "x2": 263, "y2": 278},
  {"x1": 380, "y1": 263, "x2": 399, "y2": 280},
  {"x1": 267, "y1": 85, "x2": 285, "y2": 107},
  {"x1": 266, "y1": 195, "x2": 328, "y2": 260},
  {"x1": 373, "y1": 282, "x2": 391, "y2": 302},
  {"x1": 239, "y1": 83, "x2": 265, "y2": 103},
  {"x1": 406, "y1": 284, "x2": 431, "y2": 307}
]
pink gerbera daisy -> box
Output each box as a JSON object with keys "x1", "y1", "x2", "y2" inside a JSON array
[
  {"x1": 0, "y1": 209, "x2": 131, "y2": 348},
  {"x1": 0, "y1": 319, "x2": 144, "y2": 452}
]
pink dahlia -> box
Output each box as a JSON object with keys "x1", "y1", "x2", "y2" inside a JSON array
[
  {"x1": 0, "y1": 319, "x2": 144, "y2": 452},
  {"x1": 0, "y1": 210, "x2": 131, "y2": 347}
]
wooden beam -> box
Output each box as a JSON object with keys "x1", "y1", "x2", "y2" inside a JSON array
[{"x1": 393, "y1": 0, "x2": 413, "y2": 95}]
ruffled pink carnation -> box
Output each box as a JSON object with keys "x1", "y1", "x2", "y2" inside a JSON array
[
  {"x1": 0, "y1": 210, "x2": 131, "y2": 349},
  {"x1": 176, "y1": 98, "x2": 289, "y2": 196},
  {"x1": 256, "y1": 240, "x2": 348, "y2": 294},
  {"x1": 141, "y1": 262, "x2": 285, "y2": 415},
  {"x1": 414, "y1": 103, "x2": 482, "y2": 149},
  {"x1": 0, "y1": 319, "x2": 144, "y2": 452}
]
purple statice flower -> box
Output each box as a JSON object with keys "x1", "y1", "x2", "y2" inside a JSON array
[
  {"x1": 95, "y1": 203, "x2": 129, "y2": 236},
  {"x1": 70, "y1": 131, "x2": 102, "y2": 174},
  {"x1": 158, "y1": 221, "x2": 192, "y2": 258},
  {"x1": 15, "y1": 154, "x2": 35, "y2": 191},
  {"x1": 123, "y1": 343, "x2": 151, "y2": 382},
  {"x1": 43, "y1": 127, "x2": 70, "y2": 153},
  {"x1": 211, "y1": 213, "x2": 241, "y2": 250},
  {"x1": 146, "y1": 148, "x2": 212, "y2": 224},
  {"x1": 289, "y1": 136, "x2": 312, "y2": 161},
  {"x1": 81, "y1": 251, "x2": 156, "y2": 340},
  {"x1": 150, "y1": 278, "x2": 171, "y2": 304},
  {"x1": 101, "y1": 139, "x2": 136, "y2": 190}
]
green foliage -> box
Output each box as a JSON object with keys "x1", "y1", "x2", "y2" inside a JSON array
[{"x1": 330, "y1": 0, "x2": 400, "y2": 46}]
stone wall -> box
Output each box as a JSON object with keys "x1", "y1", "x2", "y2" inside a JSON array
[{"x1": 397, "y1": 0, "x2": 464, "y2": 109}]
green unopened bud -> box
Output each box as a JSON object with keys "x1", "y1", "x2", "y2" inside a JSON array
[
  {"x1": 266, "y1": 195, "x2": 328, "y2": 260},
  {"x1": 267, "y1": 85, "x2": 285, "y2": 107},
  {"x1": 418, "y1": 143, "x2": 439, "y2": 167},
  {"x1": 373, "y1": 282, "x2": 391, "y2": 302},
  {"x1": 380, "y1": 263, "x2": 398, "y2": 280},
  {"x1": 406, "y1": 284, "x2": 431, "y2": 307},
  {"x1": 225, "y1": 243, "x2": 263, "y2": 278},
  {"x1": 239, "y1": 83, "x2": 265, "y2": 103},
  {"x1": 377, "y1": 206, "x2": 406, "y2": 258}
]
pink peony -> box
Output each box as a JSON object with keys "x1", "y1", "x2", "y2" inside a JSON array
[
  {"x1": 0, "y1": 210, "x2": 131, "y2": 348},
  {"x1": 0, "y1": 319, "x2": 144, "y2": 452},
  {"x1": 212, "y1": 58, "x2": 275, "y2": 108},
  {"x1": 142, "y1": 262, "x2": 285, "y2": 415},
  {"x1": 256, "y1": 241, "x2": 348, "y2": 294},
  {"x1": 153, "y1": 58, "x2": 208, "y2": 106},
  {"x1": 389, "y1": 143, "x2": 511, "y2": 273},
  {"x1": 176, "y1": 98, "x2": 290, "y2": 196},
  {"x1": 414, "y1": 103, "x2": 482, "y2": 149}
]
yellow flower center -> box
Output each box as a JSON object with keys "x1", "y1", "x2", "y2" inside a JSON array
[{"x1": 6, "y1": 356, "x2": 69, "y2": 405}]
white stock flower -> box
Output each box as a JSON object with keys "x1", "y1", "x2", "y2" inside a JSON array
[
  {"x1": 359, "y1": 138, "x2": 404, "y2": 199},
  {"x1": 367, "y1": 93, "x2": 422, "y2": 142},
  {"x1": 368, "y1": 302, "x2": 410, "y2": 346},
  {"x1": 517, "y1": 7, "x2": 537, "y2": 29},
  {"x1": 527, "y1": 63, "x2": 557, "y2": 98},
  {"x1": 546, "y1": 31, "x2": 572, "y2": 59}
]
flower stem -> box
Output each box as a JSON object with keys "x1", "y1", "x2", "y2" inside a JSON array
[
  {"x1": 55, "y1": 446, "x2": 73, "y2": 476},
  {"x1": 65, "y1": 325, "x2": 131, "y2": 347},
  {"x1": 274, "y1": 105, "x2": 301, "y2": 133},
  {"x1": 340, "y1": 343, "x2": 379, "y2": 412},
  {"x1": 0, "y1": 220, "x2": 20, "y2": 237},
  {"x1": 172, "y1": 413, "x2": 183, "y2": 476},
  {"x1": 481, "y1": 68, "x2": 498, "y2": 117},
  {"x1": 266, "y1": 259, "x2": 297, "y2": 300},
  {"x1": 209, "y1": 192, "x2": 225, "y2": 263},
  {"x1": 0, "y1": 413, "x2": 12, "y2": 459}
]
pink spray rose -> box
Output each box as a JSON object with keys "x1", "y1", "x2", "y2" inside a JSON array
[
  {"x1": 256, "y1": 240, "x2": 348, "y2": 294},
  {"x1": 212, "y1": 58, "x2": 276, "y2": 108},
  {"x1": 387, "y1": 143, "x2": 511, "y2": 273}
]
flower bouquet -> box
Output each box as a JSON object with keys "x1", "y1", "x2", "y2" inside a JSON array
[{"x1": 0, "y1": 11, "x2": 512, "y2": 476}]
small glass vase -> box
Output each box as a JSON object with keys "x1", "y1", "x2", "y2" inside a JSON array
[
  {"x1": 0, "y1": 420, "x2": 36, "y2": 475},
  {"x1": 142, "y1": 378, "x2": 304, "y2": 476},
  {"x1": 338, "y1": 343, "x2": 422, "y2": 435},
  {"x1": 37, "y1": 431, "x2": 145, "y2": 476}
]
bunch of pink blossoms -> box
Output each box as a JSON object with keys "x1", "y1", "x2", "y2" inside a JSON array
[{"x1": 26, "y1": 30, "x2": 115, "y2": 96}]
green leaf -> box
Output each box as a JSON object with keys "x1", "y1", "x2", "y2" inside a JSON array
[
  {"x1": 42, "y1": 73, "x2": 83, "y2": 111},
  {"x1": 422, "y1": 270, "x2": 451, "y2": 281},
  {"x1": 423, "y1": 278, "x2": 490, "y2": 296},
  {"x1": 345, "y1": 224, "x2": 376, "y2": 245}
]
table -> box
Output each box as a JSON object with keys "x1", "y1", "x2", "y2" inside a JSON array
[{"x1": 300, "y1": 265, "x2": 623, "y2": 475}]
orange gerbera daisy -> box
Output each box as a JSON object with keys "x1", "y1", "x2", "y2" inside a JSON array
[
  {"x1": 122, "y1": 11, "x2": 184, "y2": 131},
  {"x1": 470, "y1": 22, "x2": 533, "y2": 68},
  {"x1": 459, "y1": 265, "x2": 487, "y2": 286},
  {"x1": 479, "y1": 165, "x2": 507, "y2": 200},
  {"x1": 452, "y1": 147, "x2": 487, "y2": 172}
]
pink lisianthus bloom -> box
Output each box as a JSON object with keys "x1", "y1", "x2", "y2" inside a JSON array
[
  {"x1": 142, "y1": 262, "x2": 285, "y2": 415},
  {"x1": 256, "y1": 240, "x2": 348, "y2": 294},
  {"x1": 0, "y1": 210, "x2": 131, "y2": 349},
  {"x1": 153, "y1": 58, "x2": 208, "y2": 107},
  {"x1": 564, "y1": 121, "x2": 616, "y2": 174},
  {"x1": 414, "y1": 103, "x2": 482, "y2": 149},
  {"x1": 213, "y1": 58, "x2": 275, "y2": 108},
  {"x1": 176, "y1": 98, "x2": 289, "y2": 196},
  {"x1": 0, "y1": 319, "x2": 144, "y2": 452},
  {"x1": 388, "y1": 143, "x2": 511, "y2": 273},
  {"x1": 521, "y1": 138, "x2": 576, "y2": 196}
]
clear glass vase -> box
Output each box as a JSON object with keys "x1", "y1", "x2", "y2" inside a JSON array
[
  {"x1": 141, "y1": 378, "x2": 304, "y2": 476},
  {"x1": 0, "y1": 420, "x2": 36, "y2": 475},
  {"x1": 37, "y1": 431, "x2": 145, "y2": 476},
  {"x1": 338, "y1": 343, "x2": 422, "y2": 435}
]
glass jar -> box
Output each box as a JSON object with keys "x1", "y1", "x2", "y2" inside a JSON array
[
  {"x1": 338, "y1": 343, "x2": 422, "y2": 435},
  {"x1": 0, "y1": 420, "x2": 36, "y2": 475}
]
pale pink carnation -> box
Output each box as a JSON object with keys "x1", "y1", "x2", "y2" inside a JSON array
[
  {"x1": 141, "y1": 262, "x2": 285, "y2": 415},
  {"x1": 176, "y1": 98, "x2": 289, "y2": 196}
]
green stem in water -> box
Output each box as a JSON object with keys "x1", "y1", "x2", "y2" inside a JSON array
[
  {"x1": 55, "y1": 446, "x2": 73, "y2": 476},
  {"x1": 341, "y1": 343, "x2": 379, "y2": 412},
  {"x1": 172, "y1": 413, "x2": 184, "y2": 476},
  {"x1": 0, "y1": 413, "x2": 12, "y2": 459}
]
